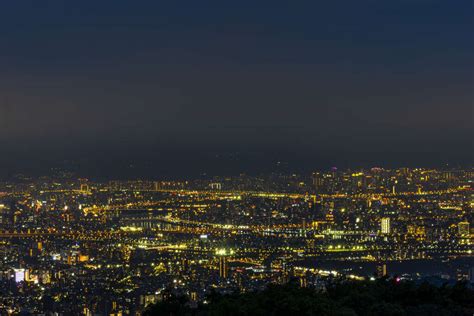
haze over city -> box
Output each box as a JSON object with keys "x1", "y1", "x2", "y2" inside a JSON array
[{"x1": 0, "y1": 1, "x2": 472, "y2": 178}]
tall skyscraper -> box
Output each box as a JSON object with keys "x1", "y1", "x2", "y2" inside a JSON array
[
  {"x1": 216, "y1": 248, "x2": 233, "y2": 279},
  {"x1": 80, "y1": 184, "x2": 90, "y2": 194},
  {"x1": 381, "y1": 217, "x2": 391, "y2": 234},
  {"x1": 0, "y1": 203, "x2": 13, "y2": 228},
  {"x1": 376, "y1": 263, "x2": 387, "y2": 278},
  {"x1": 312, "y1": 172, "x2": 324, "y2": 192},
  {"x1": 219, "y1": 257, "x2": 228, "y2": 279}
]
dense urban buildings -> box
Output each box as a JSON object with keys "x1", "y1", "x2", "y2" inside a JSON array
[{"x1": 0, "y1": 167, "x2": 472, "y2": 314}]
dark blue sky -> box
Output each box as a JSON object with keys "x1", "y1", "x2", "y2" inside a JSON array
[{"x1": 0, "y1": 1, "x2": 472, "y2": 177}]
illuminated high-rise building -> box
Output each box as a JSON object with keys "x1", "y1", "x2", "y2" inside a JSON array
[
  {"x1": 325, "y1": 201, "x2": 335, "y2": 223},
  {"x1": 13, "y1": 268, "x2": 25, "y2": 283},
  {"x1": 376, "y1": 263, "x2": 387, "y2": 278},
  {"x1": 216, "y1": 248, "x2": 233, "y2": 279},
  {"x1": 442, "y1": 171, "x2": 454, "y2": 181},
  {"x1": 219, "y1": 257, "x2": 228, "y2": 279},
  {"x1": 209, "y1": 183, "x2": 222, "y2": 190},
  {"x1": 0, "y1": 204, "x2": 13, "y2": 228},
  {"x1": 312, "y1": 172, "x2": 324, "y2": 192},
  {"x1": 458, "y1": 221, "x2": 470, "y2": 236},
  {"x1": 381, "y1": 217, "x2": 391, "y2": 234},
  {"x1": 79, "y1": 178, "x2": 90, "y2": 193}
]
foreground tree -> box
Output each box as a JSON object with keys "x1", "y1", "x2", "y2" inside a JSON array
[{"x1": 144, "y1": 280, "x2": 474, "y2": 316}]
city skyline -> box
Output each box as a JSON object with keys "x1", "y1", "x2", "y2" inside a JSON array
[
  {"x1": 0, "y1": 1, "x2": 472, "y2": 315},
  {"x1": 0, "y1": 166, "x2": 472, "y2": 314}
]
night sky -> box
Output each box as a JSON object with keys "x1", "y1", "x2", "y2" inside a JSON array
[{"x1": 0, "y1": 1, "x2": 472, "y2": 178}]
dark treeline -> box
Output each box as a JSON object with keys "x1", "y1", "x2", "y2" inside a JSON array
[{"x1": 144, "y1": 279, "x2": 474, "y2": 316}]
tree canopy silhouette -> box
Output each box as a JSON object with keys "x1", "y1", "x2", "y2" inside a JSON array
[{"x1": 144, "y1": 279, "x2": 474, "y2": 316}]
